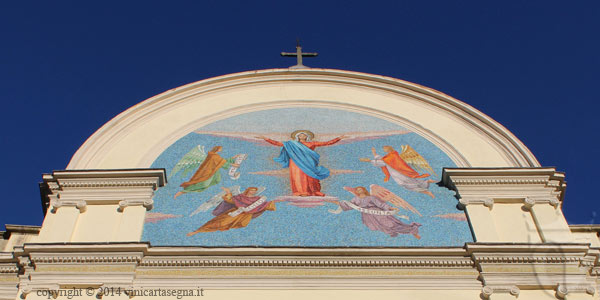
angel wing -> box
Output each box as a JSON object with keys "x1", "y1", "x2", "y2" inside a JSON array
[
  {"x1": 189, "y1": 185, "x2": 241, "y2": 217},
  {"x1": 398, "y1": 145, "x2": 437, "y2": 177},
  {"x1": 369, "y1": 184, "x2": 422, "y2": 216},
  {"x1": 168, "y1": 145, "x2": 207, "y2": 179}
]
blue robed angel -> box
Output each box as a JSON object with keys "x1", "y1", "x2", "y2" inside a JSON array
[{"x1": 258, "y1": 130, "x2": 345, "y2": 196}]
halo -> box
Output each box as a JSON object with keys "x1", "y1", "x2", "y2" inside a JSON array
[
  {"x1": 343, "y1": 186, "x2": 368, "y2": 196},
  {"x1": 290, "y1": 130, "x2": 315, "y2": 141}
]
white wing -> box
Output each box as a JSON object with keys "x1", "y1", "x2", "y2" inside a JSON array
[
  {"x1": 168, "y1": 145, "x2": 207, "y2": 179},
  {"x1": 189, "y1": 185, "x2": 241, "y2": 217},
  {"x1": 370, "y1": 184, "x2": 422, "y2": 216}
]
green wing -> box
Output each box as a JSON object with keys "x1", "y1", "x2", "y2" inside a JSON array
[{"x1": 168, "y1": 145, "x2": 207, "y2": 179}]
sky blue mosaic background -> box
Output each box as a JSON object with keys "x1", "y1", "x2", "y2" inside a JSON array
[{"x1": 143, "y1": 107, "x2": 474, "y2": 246}]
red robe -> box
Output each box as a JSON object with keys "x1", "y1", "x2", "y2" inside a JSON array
[
  {"x1": 380, "y1": 151, "x2": 429, "y2": 182},
  {"x1": 265, "y1": 137, "x2": 341, "y2": 196},
  {"x1": 193, "y1": 193, "x2": 276, "y2": 233}
]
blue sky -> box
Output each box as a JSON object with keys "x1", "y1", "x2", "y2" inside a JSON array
[{"x1": 1, "y1": 1, "x2": 598, "y2": 228}]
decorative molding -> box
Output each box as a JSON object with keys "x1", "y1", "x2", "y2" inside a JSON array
[
  {"x1": 458, "y1": 196, "x2": 560, "y2": 210},
  {"x1": 458, "y1": 197, "x2": 494, "y2": 209},
  {"x1": 0, "y1": 265, "x2": 18, "y2": 274},
  {"x1": 3, "y1": 225, "x2": 41, "y2": 235},
  {"x1": 17, "y1": 257, "x2": 30, "y2": 268},
  {"x1": 4, "y1": 242, "x2": 596, "y2": 291},
  {"x1": 586, "y1": 286, "x2": 596, "y2": 295},
  {"x1": 451, "y1": 178, "x2": 550, "y2": 185},
  {"x1": 65, "y1": 68, "x2": 541, "y2": 170},
  {"x1": 474, "y1": 255, "x2": 582, "y2": 264},
  {"x1": 42, "y1": 171, "x2": 165, "y2": 194},
  {"x1": 49, "y1": 199, "x2": 87, "y2": 213},
  {"x1": 18, "y1": 283, "x2": 60, "y2": 299},
  {"x1": 556, "y1": 284, "x2": 598, "y2": 296},
  {"x1": 523, "y1": 196, "x2": 560, "y2": 209},
  {"x1": 118, "y1": 199, "x2": 153, "y2": 212},
  {"x1": 556, "y1": 284, "x2": 568, "y2": 299},
  {"x1": 481, "y1": 285, "x2": 520, "y2": 298},
  {"x1": 40, "y1": 170, "x2": 166, "y2": 214},
  {"x1": 442, "y1": 168, "x2": 567, "y2": 211},
  {"x1": 139, "y1": 257, "x2": 475, "y2": 268},
  {"x1": 30, "y1": 255, "x2": 143, "y2": 265},
  {"x1": 56, "y1": 179, "x2": 161, "y2": 189}
]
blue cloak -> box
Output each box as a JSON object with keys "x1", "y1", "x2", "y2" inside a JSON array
[{"x1": 273, "y1": 141, "x2": 330, "y2": 180}]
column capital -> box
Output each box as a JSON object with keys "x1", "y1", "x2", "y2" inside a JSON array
[{"x1": 481, "y1": 285, "x2": 520, "y2": 299}]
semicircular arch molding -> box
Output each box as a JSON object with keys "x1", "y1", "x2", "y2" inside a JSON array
[{"x1": 67, "y1": 68, "x2": 539, "y2": 170}]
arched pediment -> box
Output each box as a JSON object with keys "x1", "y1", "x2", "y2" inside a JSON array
[{"x1": 68, "y1": 68, "x2": 539, "y2": 170}]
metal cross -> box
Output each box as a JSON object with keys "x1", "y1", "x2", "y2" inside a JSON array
[{"x1": 281, "y1": 40, "x2": 318, "y2": 69}]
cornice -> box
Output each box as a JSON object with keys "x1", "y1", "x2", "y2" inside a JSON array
[
  {"x1": 40, "y1": 170, "x2": 165, "y2": 215},
  {"x1": 3, "y1": 242, "x2": 596, "y2": 292},
  {"x1": 145, "y1": 246, "x2": 468, "y2": 256},
  {"x1": 21, "y1": 243, "x2": 150, "y2": 254},
  {"x1": 570, "y1": 224, "x2": 600, "y2": 233},
  {"x1": 3, "y1": 226, "x2": 40, "y2": 235},
  {"x1": 466, "y1": 243, "x2": 591, "y2": 254},
  {"x1": 139, "y1": 256, "x2": 474, "y2": 268},
  {"x1": 30, "y1": 254, "x2": 142, "y2": 265},
  {"x1": 474, "y1": 256, "x2": 582, "y2": 264},
  {"x1": 443, "y1": 168, "x2": 567, "y2": 206},
  {"x1": 43, "y1": 170, "x2": 166, "y2": 190},
  {"x1": 443, "y1": 168, "x2": 564, "y2": 188},
  {"x1": 0, "y1": 253, "x2": 14, "y2": 262},
  {"x1": 0, "y1": 265, "x2": 18, "y2": 274}
]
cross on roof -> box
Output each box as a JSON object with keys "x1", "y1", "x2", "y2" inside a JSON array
[{"x1": 281, "y1": 40, "x2": 318, "y2": 69}]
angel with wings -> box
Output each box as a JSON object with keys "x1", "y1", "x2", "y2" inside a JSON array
[
  {"x1": 360, "y1": 145, "x2": 437, "y2": 198},
  {"x1": 187, "y1": 186, "x2": 280, "y2": 236},
  {"x1": 331, "y1": 185, "x2": 422, "y2": 239},
  {"x1": 170, "y1": 145, "x2": 242, "y2": 199}
]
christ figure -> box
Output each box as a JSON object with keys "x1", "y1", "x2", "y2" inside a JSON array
[{"x1": 257, "y1": 130, "x2": 346, "y2": 197}]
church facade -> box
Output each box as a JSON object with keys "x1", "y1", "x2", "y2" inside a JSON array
[{"x1": 1, "y1": 68, "x2": 598, "y2": 299}]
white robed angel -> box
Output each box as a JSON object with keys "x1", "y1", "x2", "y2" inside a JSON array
[{"x1": 328, "y1": 185, "x2": 423, "y2": 239}]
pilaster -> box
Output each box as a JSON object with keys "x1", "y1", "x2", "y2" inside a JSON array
[
  {"x1": 443, "y1": 168, "x2": 572, "y2": 243},
  {"x1": 35, "y1": 169, "x2": 165, "y2": 243}
]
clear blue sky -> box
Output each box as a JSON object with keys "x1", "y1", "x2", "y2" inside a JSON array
[{"x1": 1, "y1": 1, "x2": 598, "y2": 228}]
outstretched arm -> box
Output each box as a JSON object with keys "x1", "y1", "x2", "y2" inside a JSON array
[
  {"x1": 311, "y1": 135, "x2": 346, "y2": 147},
  {"x1": 256, "y1": 136, "x2": 283, "y2": 146}
]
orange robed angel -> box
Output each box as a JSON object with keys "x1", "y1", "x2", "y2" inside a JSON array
[{"x1": 361, "y1": 145, "x2": 437, "y2": 198}]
